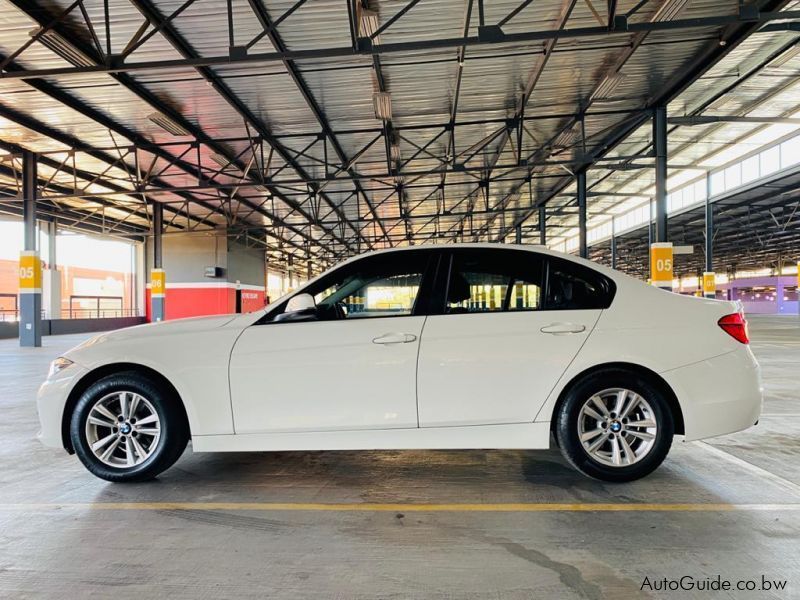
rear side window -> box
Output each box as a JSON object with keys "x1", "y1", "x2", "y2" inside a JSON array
[
  {"x1": 444, "y1": 249, "x2": 544, "y2": 314},
  {"x1": 545, "y1": 257, "x2": 615, "y2": 310}
]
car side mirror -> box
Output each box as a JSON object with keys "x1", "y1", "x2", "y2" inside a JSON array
[
  {"x1": 286, "y1": 293, "x2": 315, "y2": 313},
  {"x1": 274, "y1": 293, "x2": 318, "y2": 323}
]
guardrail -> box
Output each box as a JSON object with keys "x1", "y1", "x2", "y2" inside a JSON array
[
  {"x1": 2, "y1": 294, "x2": 139, "y2": 321},
  {"x1": 68, "y1": 295, "x2": 123, "y2": 319}
]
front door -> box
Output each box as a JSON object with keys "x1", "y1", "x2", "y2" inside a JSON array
[
  {"x1": 417, "y1": 248, "x2": 603, "y2": 427},
  {"x1": 229, "y1": 250, "x2": 436, "y2": 434}
]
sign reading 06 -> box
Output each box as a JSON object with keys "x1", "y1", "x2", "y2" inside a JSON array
[
  {"x1": 650, "y1": 243, "x2": 673, "y2": 288},
  {"x1": 19, "y1": 251, "x2": 42, "y2": 293},
  {"x1": 150, "y1": 268, "x2": 166, "y2": 297}
]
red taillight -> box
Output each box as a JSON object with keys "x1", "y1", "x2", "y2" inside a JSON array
[{"x1": 718, "y1": 312, "x2": 749, "y2": 344}]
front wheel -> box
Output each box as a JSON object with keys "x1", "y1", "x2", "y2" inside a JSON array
[
  {"x1": 555, "y1": 370, "x2": 674, "y2": 482},
  {"x1": 70, "y1": 372, "x2": 188, "y2": 482}
]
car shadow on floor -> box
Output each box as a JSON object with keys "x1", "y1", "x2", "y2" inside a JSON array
[{"x1": 84, "y1": 442, "x2": 744, "y2": 507}]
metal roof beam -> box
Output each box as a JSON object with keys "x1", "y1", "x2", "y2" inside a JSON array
[
  {"x1": 6, "y1": 1, "x2": 339, "y2": 260},
  {"x1": 0, "y1": 164, "x2": 147, "y2": 237},
  {"x1": 491, "y1": 0, "x2": 793, "y2": 242},
  {"x1": 0, "y1": 115, "x2": 201, "y2": 231},
  {"x1": 128, "y1": 0, "x2": 365, "y2": 253},
  {"x1": 669, "y1": 115, "x2": 800, "y2": 126},
  {"x1": 245, "y1": 0, "x2": 388, "y2": 248},
  {"x1": 0, "y1": 200, "x2": 144, "y2": 240},
  {"x1": 476, "y1": 0, "x2": 661, "y2": 242},
  {"x1": 4, "y1": 10, "x2": 800, "y2": 79},
  {"x1": 592, "y1": 36, "x2": 800, "y2": 207}
]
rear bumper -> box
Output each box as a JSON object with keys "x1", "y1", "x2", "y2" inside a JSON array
[{"x1": 661, "y1": 347, "x2": 762, "y2": 442}]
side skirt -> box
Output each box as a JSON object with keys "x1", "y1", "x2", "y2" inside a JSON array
[{"x1": 192, "y1": 422, "x2": 552, "y2": 452}]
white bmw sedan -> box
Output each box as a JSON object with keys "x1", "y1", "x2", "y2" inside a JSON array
[{"x1": 37, "y1": 244, "x2": 762, "y2": 483}]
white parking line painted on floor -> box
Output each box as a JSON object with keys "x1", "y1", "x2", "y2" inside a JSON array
[
  {"x1": 696, "y1": 441, "x2": 800, "y2": 497},
  {"x1": 761, "y1": 413, "x2": 800, "y2": 417},
  {"x1": 2, "y1": 502, "x2": 800, "y2": 512}
]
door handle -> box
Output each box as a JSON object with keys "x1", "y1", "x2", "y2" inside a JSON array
[
  {"x1": 540, "y1": 323, "x2": 586, "y2": 335},
  {"x1": 372, "y1": 333, "x2": 417, "y2": 345}
]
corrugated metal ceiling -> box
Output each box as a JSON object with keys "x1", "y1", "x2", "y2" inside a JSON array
[{"x1": 0, "y1": 0, "x2": 796, "y2": 265}]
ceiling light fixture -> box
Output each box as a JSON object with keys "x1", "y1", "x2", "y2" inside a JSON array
[
  {"x1": 768, "y1": 45, "x2": 800, "y2": 68},
  {"x1": 147, "y1": 112, "x2": 192, "y2": 137},
  {"x1": 652, "y1": 0, "x2": 689, "y2": 23},
  {"x1": 209, "y1": 153, "x2": 232, "y2": 169},
  {"x1": 360, "y1": 9, "x2": 380, "y2": 41},
  {"x1": 706, "y1": 96, "x2": 735, "y2": 112},
  {"x1": 373, "y1": 92, "x2": 393, "y2": 121},
  {"x1": 30, "y1": 28, "x2": 95, "y2": 68},
  {"x1": 594, "y1": 73, "x2": 625, "y2": 99},
  {"x1": 554, "y1": 129, "x2": 577, "y2": 148}
]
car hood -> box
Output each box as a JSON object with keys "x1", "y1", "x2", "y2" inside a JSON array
[{"x1": 66, "y1": 313, "x2": 248, "y2": 357}]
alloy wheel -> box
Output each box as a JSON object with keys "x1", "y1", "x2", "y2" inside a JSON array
[
  {"x1": 576, "y1": 387, "x2": 658, "y2": 468},
  {"x1": 84, "y1": 391, "x2": 161, "y2": 468}
]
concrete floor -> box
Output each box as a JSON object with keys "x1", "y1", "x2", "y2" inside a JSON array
[{"x1": 1, "y1": 317, "x2": 799, "y2": 599}]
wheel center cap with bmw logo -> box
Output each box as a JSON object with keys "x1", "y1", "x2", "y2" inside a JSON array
[
  {"x1": 120, "y1": 423, "x2": 132, "y2": 435},
  {"x1": 610, "y1": 421, "x2": 622, "y2": 433}
]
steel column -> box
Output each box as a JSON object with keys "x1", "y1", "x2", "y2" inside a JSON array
[
  {"x1": 705, "y1": 175, "x2": 713, "y2": 272},
  {"x1": 539, "y1": 206, "x2": 546, "y2": 246},
  {"x1": 42, "y1": 220, "x2": 61, "y2": 319},
  {"x1": 611, "y1": 219, "x2": 617, "y2": 270},
  {"x1": 153, "y1": 202, "x2": 163, "y2": 269},
  {"x1": 19, "y1": 150, "x2": 41, "y2": 347},
  {"x1": 703, "y1": 174, "x2": 715, "y2": 298},
  {"x1": 150, "y1": 202, "x2": 165, "y2": 322},
  {"x1": 577, "y1": 170, "x2": 588, "y2": 259},
  {"x1": 653, "y1": 106, "x2": 668, "y2": 243},
  {"x1": 515, "y1": 224, "x2": 522, "y2": 244}
]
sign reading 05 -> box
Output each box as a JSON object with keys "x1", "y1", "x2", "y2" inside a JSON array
[
  {"x1": 650, "y1": 243, "x2": 673, "y2": 287},
  {"x1": 19, "y1": 251, "x2": 42, "y2": 293}
]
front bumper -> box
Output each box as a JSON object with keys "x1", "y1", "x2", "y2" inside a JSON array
[
  {"x1": 661, "y1": 346, "x2": 762, "y2": 442},
  {"x1": 36, "y1": 364, "x2": 88, "y2": 449}
]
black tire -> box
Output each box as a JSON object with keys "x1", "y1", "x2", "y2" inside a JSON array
[
  {"x1": 555, "y1": 369, "x2": 674, "y2": 482},
  {"x1": 70, "y1": 371, "x2": 188, "y2": 483}
]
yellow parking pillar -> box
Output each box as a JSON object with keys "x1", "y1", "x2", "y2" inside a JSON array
[
  {"x1": 150, "y1": 268, "x2": 166, "y2": 322},
  {"x1": 19, "y1": 150, "x2": 41, "y2": 346},
  {"x1": 150, "y1": 201, "x2": 165, "y2": 322},
  {"x1": 703, "y1": 272, "x2": 716, "y2": 299},
  {"x1": 19, "y1": 250, "x2": 42, "y2": 346},
  {"x1": 650, "y1": 242, "x2": 673, "y2": 291}
]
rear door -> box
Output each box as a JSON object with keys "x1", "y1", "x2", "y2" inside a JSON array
[{"x1": 416, "y1": 248, "x2": 611, "y2": 427}]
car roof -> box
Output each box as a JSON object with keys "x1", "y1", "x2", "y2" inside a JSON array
[{"x1": 336, "y1": 242, "x2": 621, "y2": 280}]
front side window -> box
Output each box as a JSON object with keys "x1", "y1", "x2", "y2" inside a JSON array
[
  {"x1": 271, "y1": 251, "x2": 431, "y2": 322},
  {"x1": 313, "y1": 271, "x2": 422, "y2": 319},
  {"x1": 445, "y1": 250, "x2": 544, "y2": 314}
]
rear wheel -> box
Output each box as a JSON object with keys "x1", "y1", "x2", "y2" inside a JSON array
[
  {"x1": 555, "y1": 369, "x2": 674, "y2": 482},
  {"x1": 70, "y1": 372, "x2": 188, "y2": 482}
]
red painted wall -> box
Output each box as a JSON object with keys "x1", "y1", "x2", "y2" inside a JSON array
[{"x1": 145, "y1": 284, "x2": 266, "y2": 321}]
